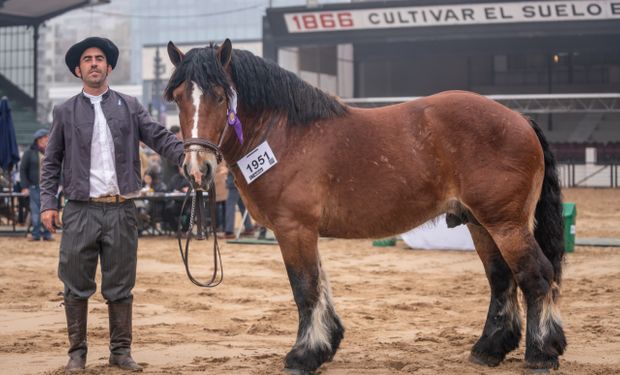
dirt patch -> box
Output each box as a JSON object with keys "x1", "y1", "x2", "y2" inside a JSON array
[{"x1": 0, "y1": 188, "x2": 618, "y2": 374}]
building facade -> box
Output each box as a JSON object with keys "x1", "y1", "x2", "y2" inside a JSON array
[{"x1": 264, "y1": 0, "x2": 620, "y2": 147}]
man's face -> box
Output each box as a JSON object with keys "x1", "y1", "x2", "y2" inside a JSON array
[
  {"x1": 75, "y1": 47, "x2": 111, "y2": 87},
  {"x1": 37, "y1": 135, "x2": 49, "y2": 150}
]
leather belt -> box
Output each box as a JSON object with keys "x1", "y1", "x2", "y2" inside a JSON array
[{"x1": 89, "y1": 195, "x2": 126, "y2": 203}]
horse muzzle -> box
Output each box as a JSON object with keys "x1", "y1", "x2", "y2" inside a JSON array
[
  {"x1": 183, "y1": 157, "x2": 214, "y2": 191},
  {"x1": 183, "y1": 138, "x2": 223, "y2": 190}
]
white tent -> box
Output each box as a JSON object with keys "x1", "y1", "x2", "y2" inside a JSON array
[{"x1": 401, "y1": 214, "x2": 475, "y2": 251}]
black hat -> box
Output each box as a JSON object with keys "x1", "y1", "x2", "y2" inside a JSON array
[{"x1": 65, "y1": 37, "x2": 119, "y2": 77}]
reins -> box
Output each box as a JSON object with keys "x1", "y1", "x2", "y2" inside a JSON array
[{"x1": 176, "y1": 175, "x2": 223, "y2": 288}]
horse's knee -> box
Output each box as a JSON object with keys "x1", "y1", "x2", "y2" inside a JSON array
[
  {"x1": 512, "y1": 255, "x2": 554, "y2": 303},
  {"x1": 492, "y1": 232, "x2": 553, "y2": 301}
]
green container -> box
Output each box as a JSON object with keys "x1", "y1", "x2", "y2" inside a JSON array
[
  {"x1": 373, "y1": 238, "x2": 397, "y2": 247},
  {"x1": 562, "y1": 203, "x2": 576, "y2": 253}
]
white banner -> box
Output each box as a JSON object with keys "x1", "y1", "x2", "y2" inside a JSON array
[
  {"x1": 400, "y1": 215, "x2": 475, "y2": 251},
  {"x1": 284, "y1": 1, "x2": 620, "y2": 33}
]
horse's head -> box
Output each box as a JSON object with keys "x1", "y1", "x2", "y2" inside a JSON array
[{"x1": 165, "y1": 39, "x2": 234, "y2": 190}]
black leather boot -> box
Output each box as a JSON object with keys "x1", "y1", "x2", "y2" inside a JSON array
[
  {"x1": 108, "y1": 301, "x2": 143, "y2": 372},
  {"x1": 64, "y1": 298, "x2": 88, "y2": 373}
]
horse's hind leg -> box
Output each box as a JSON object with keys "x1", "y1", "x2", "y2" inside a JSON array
[
  {"x1": 274, "y1": 224, "x2": 344, "y2": 374},
  {"x1": 468, "y1": 224, "x2": 522, "y2": 367},
  {"x1": 489, "y1": 226, "x2": 566, "y2": 370}
]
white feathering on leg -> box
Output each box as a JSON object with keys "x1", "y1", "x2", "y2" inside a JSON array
[{"x1": 298, "y1": 267, "x2": 335, "y2": 351}]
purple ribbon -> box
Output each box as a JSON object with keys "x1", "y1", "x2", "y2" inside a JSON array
[{"x1": 227, "y1": 109, "x2": 244, "y2": 145}]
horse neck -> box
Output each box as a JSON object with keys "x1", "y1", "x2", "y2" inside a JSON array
[{"x1": 220, "y1": 109, "x2": 280, "y2": 165}]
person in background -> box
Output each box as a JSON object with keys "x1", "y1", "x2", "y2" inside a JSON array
[
  {"x1": 161, "y1": 125, "x2": 182, "y2": 188},
  {"x1": 12, "y1": 162, "x2": 29, "y2": 225},
  {"x1": 40, "y1": 36, "x2": 184, "y2": 373},
  {"x1": 139, "y1": 166, "x2": 167, "y2": 233},
  {"x1": 162, "y1": 166, "x2": 190, "y2": 233},
  {"x1": 20, "y1": 128, "x2": 52, "y2": 241},
  {"x1": 221, "y1": 171, "x2": 254, "y2": 239},
  {"x1": 213, "y1": 163, "x2": 228, "y2": 233}
]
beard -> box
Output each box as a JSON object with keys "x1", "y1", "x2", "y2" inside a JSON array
[{"x1": 81, "y1": 68, "x2": 108, "y2": 87}]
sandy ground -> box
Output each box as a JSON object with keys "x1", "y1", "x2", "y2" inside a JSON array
[{"x1": 0, "y1": 188, "x2": 619, "y2": 375}]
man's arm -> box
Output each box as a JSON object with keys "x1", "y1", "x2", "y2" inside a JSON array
[
  {"x1": 40, "y1": 106, "x2": 64, "y2": 213},
  {"x1": 135, "y1": 100, "x2": 184, "y2": 166}
]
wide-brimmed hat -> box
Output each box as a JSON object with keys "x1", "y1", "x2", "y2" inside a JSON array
[{"x1": 65, "y1": 36, "x2": 119, "y2": 77}]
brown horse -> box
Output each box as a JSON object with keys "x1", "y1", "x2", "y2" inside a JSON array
[{"x1": 165, "y1": 39, "x2": 566, "y2": 374}]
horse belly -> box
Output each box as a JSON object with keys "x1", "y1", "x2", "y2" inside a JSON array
[{"x1": 319, "y1": 175, "x2": 444, "y2": 239}]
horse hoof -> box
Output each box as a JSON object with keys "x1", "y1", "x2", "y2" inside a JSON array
[
  {"x1": 284, "y1": 367, "x2": 314, "y2": 375},
  {"x1": 469, "y1": 351, "x2": 502, "y2": 367},
  {"x1": 524, "y1": 359, "x2": 559, "y2": 372}
]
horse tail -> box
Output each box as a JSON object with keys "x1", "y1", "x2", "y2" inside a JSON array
[{"x1": 530, "y1": 118, "x2": 565, "y2": 285}]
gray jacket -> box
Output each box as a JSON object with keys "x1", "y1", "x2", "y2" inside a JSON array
[
  {"x1": 40, "y1": 89, "x2": 184, "y2": 212},
  {"x1": 20, "y1": 145, "x2": 42, "y2": 188}
]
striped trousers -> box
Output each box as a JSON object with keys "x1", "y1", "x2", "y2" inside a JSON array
[{"x1": 59, "y1": 200, "x2": 138, "y2": 303}]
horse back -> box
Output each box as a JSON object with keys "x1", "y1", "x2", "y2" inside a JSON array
[{"x1": 312, "y1": 91, "x2": 544, "y2": 237}]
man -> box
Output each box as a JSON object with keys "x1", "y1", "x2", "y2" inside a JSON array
[
  {"x1": 20, "y1": 128, "x2": 53, "y2": 241},
  {"x1": 221, "y1": 171, "x2": 254, "y2": 239},
  {"x1": 40, "y1": 37, "x2": 184, "y2": 373}
]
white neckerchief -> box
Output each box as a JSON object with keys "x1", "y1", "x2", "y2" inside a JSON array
[{"x1": 83, "y1": 89, "x2": 120, "y2": 198}]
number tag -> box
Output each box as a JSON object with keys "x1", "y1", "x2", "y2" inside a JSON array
[{"x1": 237, "y1": 141, "x2": 278, "y2": 184}]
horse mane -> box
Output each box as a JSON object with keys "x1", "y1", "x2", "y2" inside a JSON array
[{"x1": 165, "y1": 43, "x2": 348, "y2": 125}]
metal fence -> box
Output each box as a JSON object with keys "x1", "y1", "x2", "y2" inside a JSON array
[{"x1": 558, "y1": 163, "x2": 619, "y2": 188}]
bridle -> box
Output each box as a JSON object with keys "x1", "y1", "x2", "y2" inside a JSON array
[
  {"x1": 175, "y1": 91, "x2": 277, "y2": 288},
  {"x1": 182, "y1": 138, "x2": 222, "y2": 164},
  {"x1": 181, "y1": 104, "x2": 233, "y2": 170},
  {"x1": 176, "y1": 123, "x2": 228, "y2": 288}
]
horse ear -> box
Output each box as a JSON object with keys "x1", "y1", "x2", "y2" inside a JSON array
[
  {"x1": 218, "y1": 39, "x2": 232, "y2": 68},
  {"x1": 167, "y1": 41, "x2": 184, "y2": 67}
]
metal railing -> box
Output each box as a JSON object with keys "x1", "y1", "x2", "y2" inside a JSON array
[{"x1": 558, "y1": 163, "x2": 619, "y2": 188}]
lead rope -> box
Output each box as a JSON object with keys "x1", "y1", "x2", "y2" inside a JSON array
[{"x1": 176, "y1": 182, "x2": 223, "y2": 287}]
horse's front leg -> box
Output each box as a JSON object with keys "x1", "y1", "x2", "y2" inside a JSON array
[{"x1": 274, "y1": 223, "x2": 344, "y2": 374}]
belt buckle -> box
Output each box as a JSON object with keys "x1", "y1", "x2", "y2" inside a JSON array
[{"x1": 92, "y1": 195, "x2": 124, "y2": 203}]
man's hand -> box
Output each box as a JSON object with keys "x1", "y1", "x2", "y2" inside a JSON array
[
  {"x1": 21, "y1": 188, "x2": 30, "y2": 197},
  {"x1": 42, "y1": 210, "x2": 61, "y2": 233}
]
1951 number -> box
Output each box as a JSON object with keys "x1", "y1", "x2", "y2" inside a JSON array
[{"x1": 245, "y1": 151, "x2": 271, "y2": 174}]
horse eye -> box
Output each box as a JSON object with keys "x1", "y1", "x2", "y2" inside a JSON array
[{"x1": 217, "y1": 96, "x2": 225, "y2": 104}]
